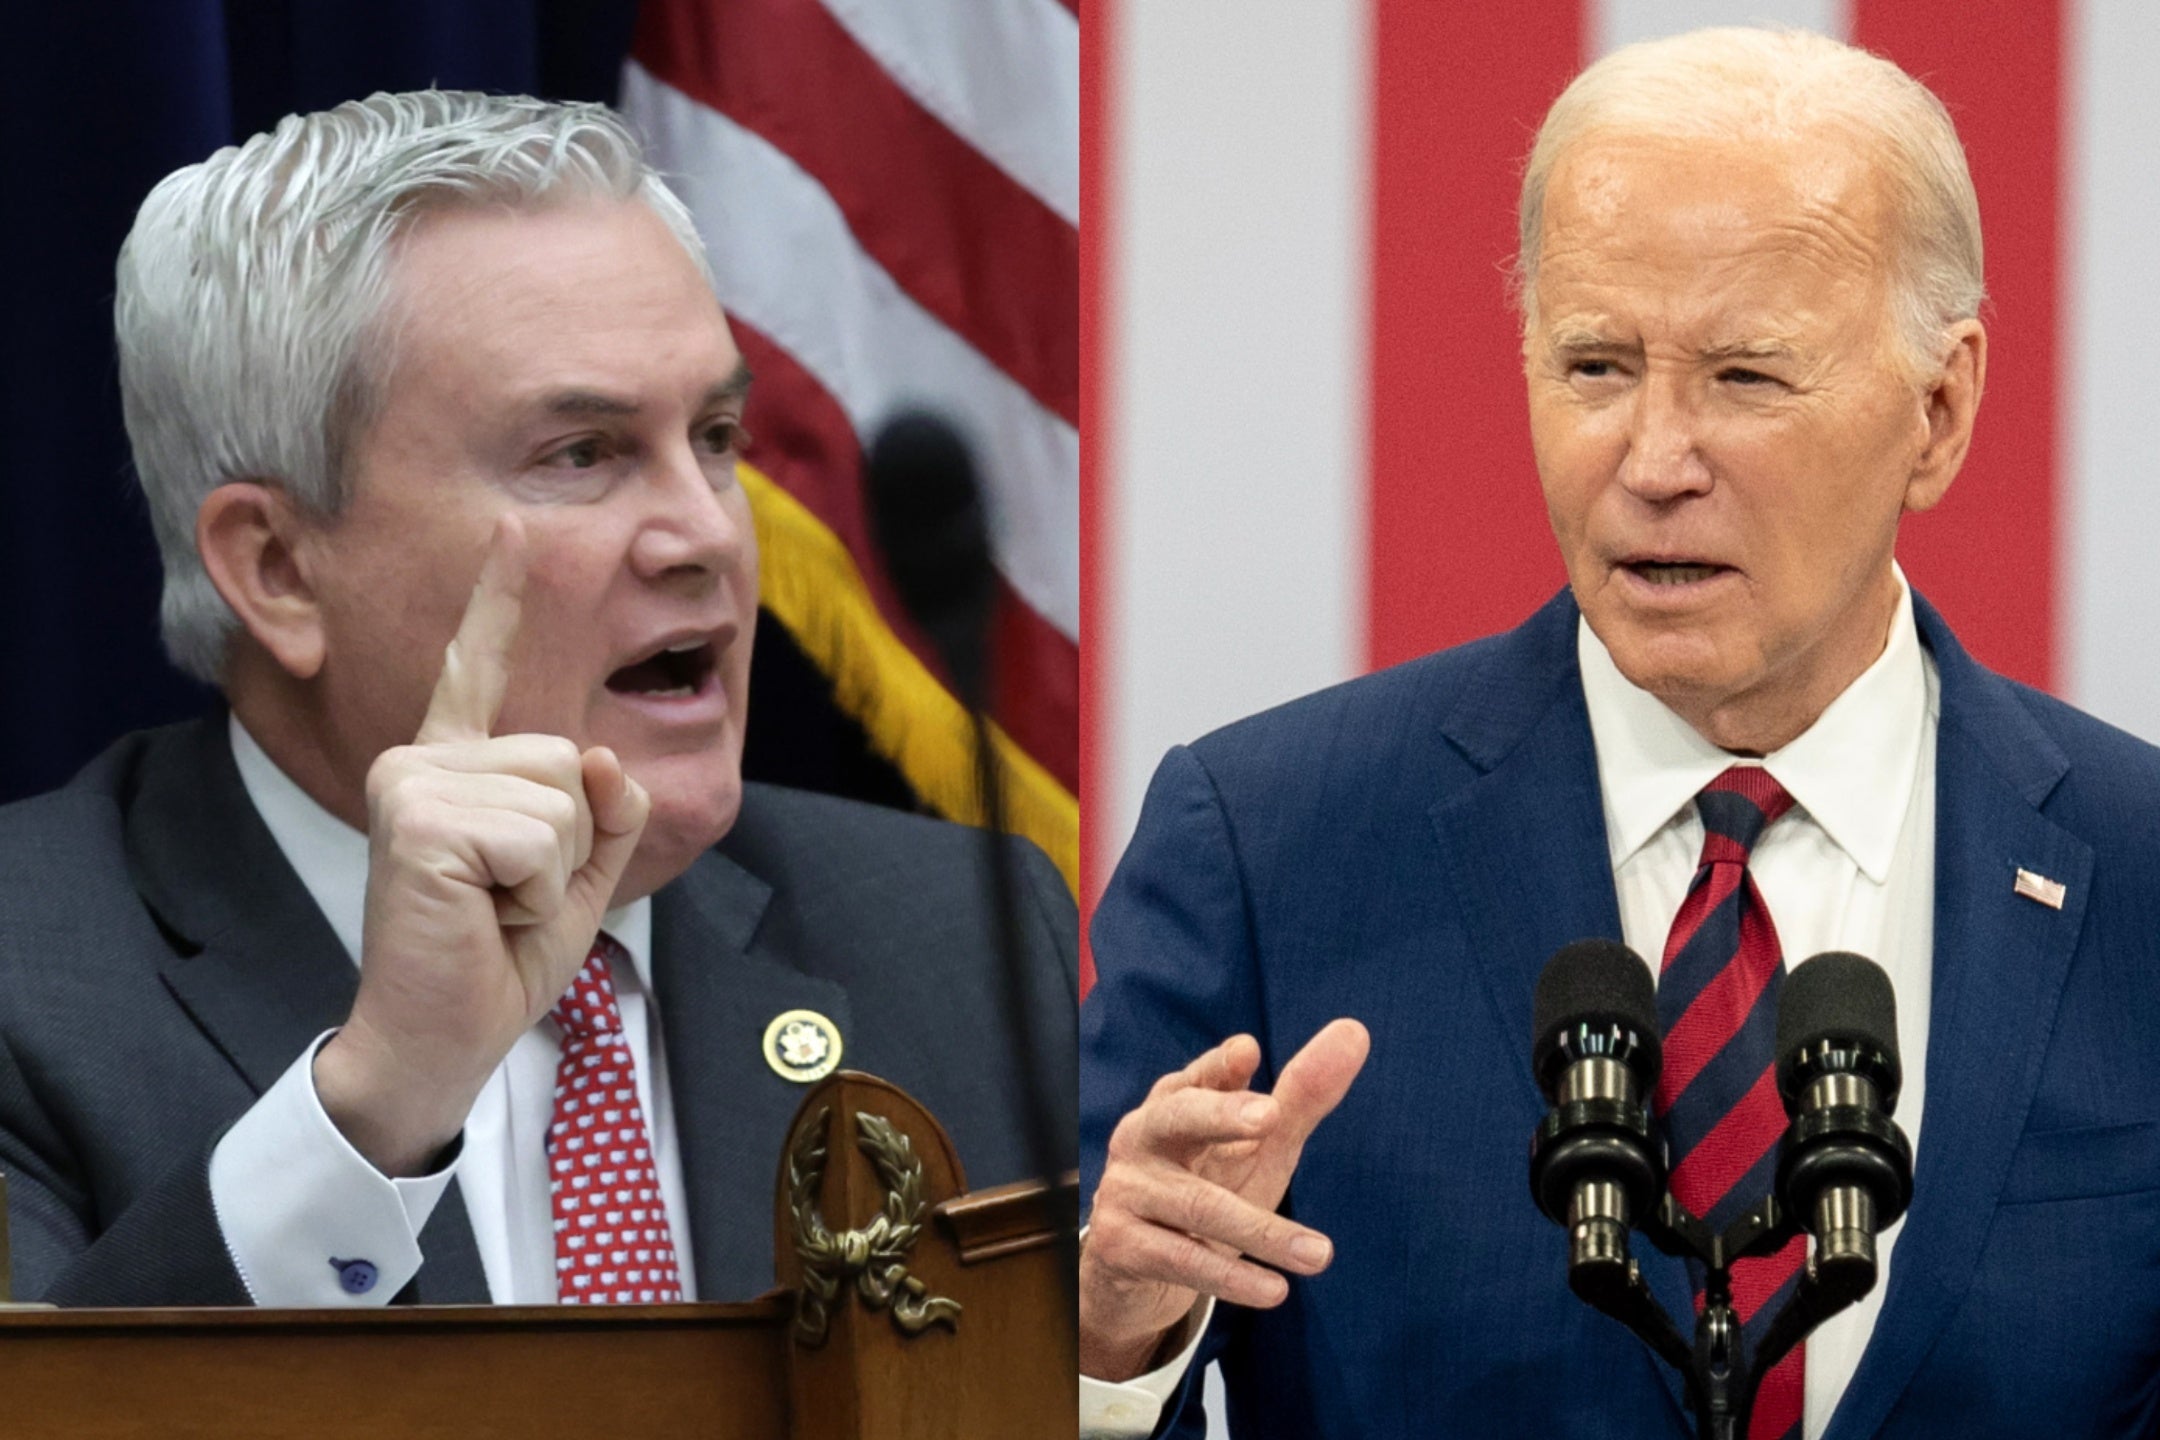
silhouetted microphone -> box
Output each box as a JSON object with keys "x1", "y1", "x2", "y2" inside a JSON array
[
  {"x1": 865, "y1": 409, "x2": 997, "y2": 709},
  {"x1": 1774, "y1": 953, "x2": 1913, "y2": 1282},
  {"x1": 1529, "y1": 940, "x2": 1667, "y2": 1270},
  {"x1": 862, "y1": 408, "x2": 1078, "y2": 1307}
]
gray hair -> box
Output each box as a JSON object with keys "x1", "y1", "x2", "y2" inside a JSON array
[
  {"x1": 116, "y1": 90, "x2": 712, "y2": 683},
  {"x1": 1515, "y1": 27, "x2": 1985, "y2": 381}
]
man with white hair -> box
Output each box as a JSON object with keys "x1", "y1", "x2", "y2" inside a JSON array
[
  {"x1": 1081, "y1": 28, "x2": 2160, "y2": 1439},
  {"x1": 0, "y1": 91, "x2": 1075, "y2": 1310}
]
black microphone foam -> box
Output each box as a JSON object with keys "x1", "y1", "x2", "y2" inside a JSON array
[
  {"x1": 1776, "y1": 952, "x2": 1901, "y2": 1108},
  {"x1": 865, "y1": 410, "x2": 997, "y2": 707},
  {"x1": 1532, "y1": 939, "x2": 1661, "y2": 1096}
]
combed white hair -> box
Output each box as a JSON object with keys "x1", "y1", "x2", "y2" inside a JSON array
[
  {"x1": 1515, "y1": 27, "x2": 1985, "y2": 381},
  {"x1": 116, "y1": 90, "x2": 712, "y2": 682}
]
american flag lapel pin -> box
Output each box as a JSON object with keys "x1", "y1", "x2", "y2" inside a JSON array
[{"x1": 2013, "y1": 867, "x2": 2067, "y2": 910}]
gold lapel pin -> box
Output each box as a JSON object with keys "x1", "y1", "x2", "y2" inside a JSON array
[
  {"x1": 763, "y1": 1008, "x2": 843, "y2": 1083},
  {"x1": 2013, "y1": 868, "x2": 2066, "y2": 911}
]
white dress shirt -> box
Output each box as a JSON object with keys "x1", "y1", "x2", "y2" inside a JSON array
[
  {"x1": 1082, "y1": 574, "x2": 1938, "y2": 1439},
  {"x1": 206, "y1": 717, "x2": 699, "y2": 1305}
]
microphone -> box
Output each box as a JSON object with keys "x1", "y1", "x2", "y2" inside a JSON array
[
  {"x1": 862, "y1": 408, "x2": 1078, "y2": 1309},
  {"x1": 1773, "y1": 953, "x2": 1913, "y2": 1281},
  {"x1": 864, "y1": 409, "x2": 997, "y2": 710},
  {"x1": 1529, "y1": 940, "x2": 1666, "y2": 1270}
]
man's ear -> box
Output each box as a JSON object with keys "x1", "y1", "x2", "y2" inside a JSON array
[
  {"x1": 196, "y1": 482, "x2": 328, "y2": 680},
  {"x1": 1903, "y1": 319, "x2": 1988, "y2": 515}
]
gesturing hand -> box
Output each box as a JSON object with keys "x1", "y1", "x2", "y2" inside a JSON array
[
  {"x1": 1080, "y1": 1018, "x2": 1370, "y2": 1381},
  {"x1": 313, "y1": 516, "x2": 651, "y2": 1176}
]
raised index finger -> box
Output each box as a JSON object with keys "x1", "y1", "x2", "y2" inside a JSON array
[{"x1": 417, "y1": 515, "x2": 527, "y2": 744}]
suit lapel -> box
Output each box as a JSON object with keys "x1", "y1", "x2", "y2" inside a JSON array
[
  {"x1": 1424, "y1": 595, "x2": 1696, "y2": 1422},
  {"x1": 651, "y1": 847, "x2": 851, "y2": 1301},
  {"x1": 127, "y1": 714, "x2": 491, "y2": 1303},
  {"x1": 1823, "y1": 600, "x2": 2091, "y2": 1440},
  {"x1": 130, "y1": 717, "x2": 360, "y2": 1094}
]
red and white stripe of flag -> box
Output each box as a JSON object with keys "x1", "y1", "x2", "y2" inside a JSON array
[
  {"x1": 1087, "y1": 0, "x2": 2160, "y2": 975},
  {"x1": 623, "y1": 0, "x2": 1080, "y2": 799}
]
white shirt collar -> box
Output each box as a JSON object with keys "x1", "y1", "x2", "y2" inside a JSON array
[
  {"x1": 1577, "y1": 568, "x2": 1928, "y2": 884},
  {"x1": 227, "y1": 715, "x2": 654, "y2": 985}
]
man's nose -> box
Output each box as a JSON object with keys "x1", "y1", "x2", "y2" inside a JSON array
[
  {"x1": 1615, "y1": 377, "x2": 1712, "y2": 501},
  {"x1": 631, "y1": 444, "x2": 750, "y2": 589}
]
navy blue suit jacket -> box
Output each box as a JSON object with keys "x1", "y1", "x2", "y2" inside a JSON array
[{"x1": 1081, "y1": 590, "x2": 2160, "y2": 1438}]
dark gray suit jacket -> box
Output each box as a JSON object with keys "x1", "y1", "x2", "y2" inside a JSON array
[{"x1": 0, "y1": 714, "x2": 1077, "y2": 1306}]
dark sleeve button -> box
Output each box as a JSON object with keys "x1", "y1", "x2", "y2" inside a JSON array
[{"x1": 330, "y1": 1257, "x2": 379, "y2": 1295}]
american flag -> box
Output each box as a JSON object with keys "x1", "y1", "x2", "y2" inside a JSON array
[
  {"x1": 621, "y1": 0, "x2": 1079, "y2": 892},
  {"x1": 1087, "y1": 0, "x2": 2160, "y2": 986}
]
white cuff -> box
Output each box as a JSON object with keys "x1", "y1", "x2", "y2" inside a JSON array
[
  {"x1": 207, "y1": 1031, "x2": 460, "y2": 1306},
  {"x1": 1079, "y1": 1297, "x2": 1214, "y2": 1439}
]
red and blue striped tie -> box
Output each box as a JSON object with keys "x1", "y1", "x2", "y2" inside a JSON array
[{"x1": 1656, "y1": 766, "x2": 1804, "y2": 1440}]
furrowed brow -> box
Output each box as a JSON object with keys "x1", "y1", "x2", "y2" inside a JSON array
[
  {"x1": 702, "y1": 360, "x2": 755, "y2": 409},
  {"x1": 1545, "y1": 320, "x2": 1633, "y2": 355},
  {"x1": 542, "y1": 390, "x2": 641, "y2": 418},
  {"x1": 1700, "y1": 339, "x2": 1799, "y2": 363}
]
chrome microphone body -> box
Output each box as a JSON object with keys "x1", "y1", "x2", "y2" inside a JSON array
[
  {"x1": 1528, "y1": 941, "x2": 1666, "y2": 1252},
  {"x1": 1774, "y1": 953, "x2": 1914, "y2": 1288}
]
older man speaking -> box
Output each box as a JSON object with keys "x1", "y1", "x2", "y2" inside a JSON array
[
  {"x1": 1081, "y1": 28, "x2": 2159, "y2": 1440},
  {"x1": 0, "y1": 91, "x2": 1075, "y2": 1310}
]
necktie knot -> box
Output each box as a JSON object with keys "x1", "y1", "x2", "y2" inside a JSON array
[
  {"x1": 552, "y1": 935, "x2": 627, "y2": 1041},
  {"x1": 1695, "y1": 765, "x2": 1794, "y2": 866}
]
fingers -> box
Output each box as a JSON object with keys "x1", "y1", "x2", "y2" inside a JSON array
[
  {"x1": 474, "y1": 810, "x2": 574, "y2": 927},
  {"x1": 368, "y1": 754, "x2": 597, "y2": 925},
  {"x1": 417, "y1": 515, "x2": 527, "y2": 745},
  {"x1": 561, "y1": 748, "x2": 649, "y2": 920},
  {"x1": 581, "y1": 747, "x2": 648, "y2": 839},
  {"x1": 1147, "y1": 1033, "x2": 1263, "y2": 1107},
  {"x1": 1271, "y1": 1018, "x2": 1371, "y2": 1143},
  {"x1": 421, "y1": 734, "x2": 586, "y2": 788},
  {"x1": 1115, "y1": 1165, "x2": 1333, "y2": 1278},
  {"x1": 1127, "y1": 1023, "x2": 1367, "y2": 1163},
  {"x1": 1087, "y1": 1163, "x2": 1334, "y2": 1313},
  {"x1": 1124, "y1": 1084, "x2": 1276, "y2": 1157},
  {"x1": 1090, "y1": 1218, "x2": 1291, "y2": 1311}
]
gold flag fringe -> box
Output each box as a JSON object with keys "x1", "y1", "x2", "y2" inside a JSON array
[{"x1": 740, "y1": 463, "x2": 1079, "y2": 896}]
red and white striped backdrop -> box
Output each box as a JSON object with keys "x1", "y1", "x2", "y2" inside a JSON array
[
  {"x1": 1084, "y1": 0, "x2": 2160, "y2": 971},
  {"x1": 623, "y1": 0, "x2": 1079, "y2": 809}
]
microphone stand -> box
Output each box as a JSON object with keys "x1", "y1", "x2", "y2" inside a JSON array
[
  {"x1": 1564, "y1": 1191, "x2": 1879, "y2": 1438},
  {"x1": 961, "y1": 686, "x2": 1083, "y2": 1305}
]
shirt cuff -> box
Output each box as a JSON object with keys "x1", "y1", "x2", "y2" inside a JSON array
[
  {"x1": 1079, "y1": 1297, "x2": 1214, "y2": 1439},
  {"x1": 207, "y1": 1031, "x2": 460, "y2": 1306}
]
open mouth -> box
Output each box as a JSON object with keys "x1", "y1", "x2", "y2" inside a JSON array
[
  {"x1": 605, "y1": 638, "x2": 718, "y2": 700},
  {"x1": 1624, "y1": 560, "x2": 1727, "y2": 587}
]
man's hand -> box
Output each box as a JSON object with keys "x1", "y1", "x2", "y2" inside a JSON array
[
  {"x1": 313, "y1": 516, "x2": 651, "y2": 1177},
  {"x1": 1080, "y1": 1018, "x2": 1370, "y2": 1382}
]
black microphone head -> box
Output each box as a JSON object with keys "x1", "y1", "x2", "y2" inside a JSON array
[
  {"x1": 865, "y1": 409, "x2": 997, "y2": 705},
  {"x1": 1776, "y1": 951, "x2": 1902, "y2": 1110},
  {"x1": 1531, "y1": 939, "x2": 1660, "y2": 1099}
]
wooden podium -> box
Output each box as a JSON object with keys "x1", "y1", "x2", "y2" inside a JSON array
[{"x1": 0, "y1": 1073, "x2": 1077, "y2": 1438}]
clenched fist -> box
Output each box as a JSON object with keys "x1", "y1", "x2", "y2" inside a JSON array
[{"x1": 313, "y1": 516, "x2": 651, "y2": 1176}]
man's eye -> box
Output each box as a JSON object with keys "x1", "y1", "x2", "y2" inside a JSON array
[
  {"x1": 551, "y1": 438, "x2": 605, "y2": 469},
  {"x1": 1570, "y1": 360, "x2": 1618, "y2": 380},
  {"x1": 702, "y1": 419, "x2": 751, "y2": 456},
  {"x1": 1721, "y1": 367, "x2": 1777, "y2": 386}
]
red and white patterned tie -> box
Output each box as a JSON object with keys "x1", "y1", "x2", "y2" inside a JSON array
[
  {"x1": 548, "y1": 934, "x2": 684, "y2": 1304},
  {"x1": 1656, "y1": 766, "x2": 1803, "y2": 1440}
]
